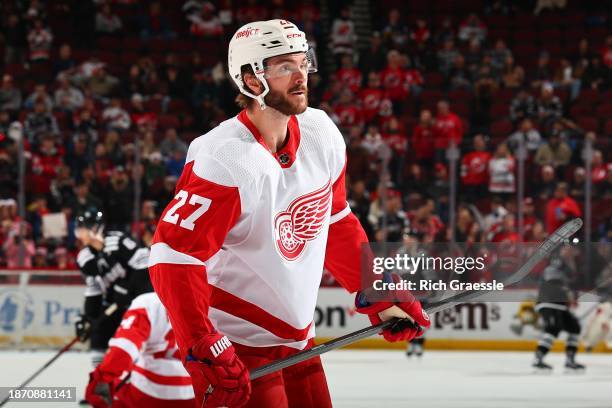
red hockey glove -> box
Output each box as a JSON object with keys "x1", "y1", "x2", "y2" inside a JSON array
[
  {"x1": 355, "y1": 275, "x2": 431, "y2": 342},
  {"x1": 185, "y1": 332, "x2": 251, "y2": 408},
  {"x1": 85, "y1": 369, "x2": 122, "y2": 408}
]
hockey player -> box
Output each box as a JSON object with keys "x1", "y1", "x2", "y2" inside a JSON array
[
  {"x1": 74, "y1": 209, "x2": 153, "y2": 367},
  {"x1": 532, "y1": 247, "x2": 584, "y2": 372},
  {"x1": 582, "y1": 301, "x2": 612, "y2": 351},
  {"x1": 149, "y1": 19, "x2": 430, "y2": 408},
  {"x1": 85, "y1": 292, "x2": 194, "y2": 408}
]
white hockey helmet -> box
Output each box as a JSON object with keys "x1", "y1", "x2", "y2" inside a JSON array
[{"x1": 228, "y1": 19, "x2": 317, "y2": 109}]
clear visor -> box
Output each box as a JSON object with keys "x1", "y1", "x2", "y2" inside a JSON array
[{"x1": 262, "y1": 48, "x2": 318, "y2": 79}]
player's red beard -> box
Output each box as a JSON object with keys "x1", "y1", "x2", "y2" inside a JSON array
[{"x1": 265, "y1": 84, "x2": 308, "y2": 115}]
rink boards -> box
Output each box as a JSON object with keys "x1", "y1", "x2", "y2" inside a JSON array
[{"x1": 0, "y1": 281, "x2": 609, "y2": 352}]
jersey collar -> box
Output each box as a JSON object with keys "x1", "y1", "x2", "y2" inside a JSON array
[{"x1": 237, "y1": 110, "x2": 301, "y2": 169}]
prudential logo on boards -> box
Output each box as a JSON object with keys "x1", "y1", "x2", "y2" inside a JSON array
[{"x1": 0, "y1": 289, "x2": 34, "y2": 332}]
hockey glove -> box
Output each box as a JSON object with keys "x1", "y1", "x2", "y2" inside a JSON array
[
  {"x1": 355, "y1": 274, "x2": 431, "y2": 342},
  {"x1": 185, "y1": 332, "x2": 251, "y2": 408},
  {"x1": 75, "y1": 314, "x2": 92, "y2": 342},
  {"x1": 85, "y1": 369, "x2": 121, "y2": 408}
]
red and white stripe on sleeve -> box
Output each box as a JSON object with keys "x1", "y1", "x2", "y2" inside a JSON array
[{"x1": 148, "y1": 157, "x2": 241, "y2": 357}]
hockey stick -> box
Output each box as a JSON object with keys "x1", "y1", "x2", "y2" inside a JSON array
[
  {"x1": 250, "y1": 218, "x2": 583, "y2": 380},
  {"x1": 0, "y1": 303, "x2": 119, "y2": 407}
]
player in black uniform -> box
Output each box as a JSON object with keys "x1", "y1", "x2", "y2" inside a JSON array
[
  {"x1": 73, "y1": 209, "x2": 153, "y2": 367},
  {"x1": 532, "y1": 247, "x2": 585, "y2": 372}
]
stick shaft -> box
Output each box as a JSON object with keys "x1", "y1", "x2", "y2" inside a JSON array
[{"x1": 250, "y1": 218, "x2": 582, "y2": 380}]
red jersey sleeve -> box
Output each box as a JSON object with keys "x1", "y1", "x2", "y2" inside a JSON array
[
  {"x1": 324, "y1": 161, "x2": 369, "y2": 293},
  {"x1": 149, "y1": 157, "x2": 241, "y2": 357},
  {"x1": 98, "y1": 307, "x2": 151, "y2": 379}
]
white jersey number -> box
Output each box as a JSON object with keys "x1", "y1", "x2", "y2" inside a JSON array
[{"x1": 162, "y1": 190, "x2": 212, "y2": 231}]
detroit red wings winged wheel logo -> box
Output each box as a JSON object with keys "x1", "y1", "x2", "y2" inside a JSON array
[{"x1": 274, "y1": 179, "x2": 332, "y2": 261}]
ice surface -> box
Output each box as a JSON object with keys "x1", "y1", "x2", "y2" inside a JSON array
[{"x1": 0, "y1": 349, "x2": 610, "y2": 407}]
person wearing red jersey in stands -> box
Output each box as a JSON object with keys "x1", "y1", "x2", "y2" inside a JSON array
[
  {"x1": 411, "y1": 109, "x2": 435, "y2": 166},
  {"x1": 380, "y1": 50, "x2": 409, "y2": 102},
  {"x1": 461, "y1": 134, "x2": 491, "y2": 199},
  {"x1": 359, "y1": 72, "x2": 385, "y2": 123},
  {"x1": 491, "y1": 213, "x2": 522, "y2": 243},
  {"x1": 433, "y1": 100, "x2": 463, "y2": 162},
  {"x1": 545, "y1": 182, "x2": 582, "y2": 234},
  {"x1": 333, "y1": 89, "x2": 363, "y2": 130},
  {"x1": 335, "y1": 54, "x2": 363, "y2": 94}
]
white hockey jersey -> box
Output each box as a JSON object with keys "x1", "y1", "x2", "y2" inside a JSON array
[
  {"x1": 149, "y1": 108, "x2": 367, "y2": 356},
  {"x1": 103, "y1": 292, "x2": 194, "y2": 401}
]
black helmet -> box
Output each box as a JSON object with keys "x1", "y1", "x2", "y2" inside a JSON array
[{"x1": 76, "y1": 209, "x2": 104, "y2": 230}]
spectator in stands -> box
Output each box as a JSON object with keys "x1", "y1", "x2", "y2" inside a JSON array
[
  {"x1": 536, "y1": 82, "x2": 563, "y2": 128},
  {"x1": 411, "y1": 109, "x2": 435, "y2": 166},
  {"x1": 433, "y1": 100, "x2": 463, "y2": 162},
  {"x1": 87, "y1": 66, "x2": 119, "y2": 100},
  {"x1": 489, "y1": 39, "x2": 512, "y2": 74},
  {"x1": 491, "y1": 213, "x2": 521, "y2": 243},
  {"x1": 0, "y1": 75, "x2": 22, "y2": 112},
  {"x1": 553, "y1": 58, "x2": 581, "y2": 101},
  {"x1": 603, "y1": 35, "x2": 612, "y2": 68},
  {"x1": 374, "y1": 190, "x2": 408, "y2": 242},
  {"x1": 54, "y1": 247, "x2": 76, "y2": 269},
  {"x1": 330, "y1": 7, "x2": 357, "y2": 61},
  {"x1": 510, "y1": 88, "x2": 536, "y2": 123},
  {"x1": 427, "y1": 164, "x2": 450, "y2": 221},
  {"x1": 335, "y1": 54, "x2": 363, "y2": 94},
  {"x1": 27, "y1": 18, "x2": 53, "y2": 62},
  {"x1": 534, "y1": 0, "x2": 567, "y2": 15},
  {"x1": 437, "y1": 38, "x2": 461, "y2": 77},
  {"x1": 464, "y1": 38, "x2": 483, "y2": 77},
  {"x1": 501, "y1": 57, "x2": 525, "y2": 89},
  {"x1": 52, "y1": 43, "x2": 77, "y2": 79},
  {"x1": 139, "y1": 1, "x2": 175, "y2": 40},
  {"x1": 159, "y1": 128, "x2": 187, "y2": 158},
  {"x1": 407, "y1": 198, "x2": 444, "y2": 242},
  {"x1": 187, "y1": 2, "x2": 223, "y2": 37},
  {"x1": 483, "y1": 196, "x2": 508, "y2": 232},
  {"x1": 333, "y1": 89, "x2": 363, "y2": 131},
  {"x1": 381, "y1": 50, "x2": 409, "y2": 103},
  {"x1": 24, "y1": 83, "x2": 54, "y2": 111},
  {"x1": 29, "y1": 136, "x2": 62, "y2": 195},
  {"x1": 569, "y1": 167, "x2": 586, "y2": 201},
  {"x1": 104, "y1": 166, "x2": 133, "y2": 230},
  {"x1": 102, "y1": 98, "x2": 131, "y2": 131},
  {"x1": 599, "y1": 167, "x2": 612, "y2": 198},
  {"x1": 531, "y1": 52, "x2": 553, "y2": 90},
  {"x1": 474, "y1": 54, "x2": 499, "y2": 100},
  {"x1": 448, "y1": 55, "x2": 472, "y2": 90},
  {"x1": 458, "y1": 13, "x2": 487, "y2": 43},
  {"x1": 129, "y1": 93, "x2": 157, "y2": 130},
  {"x1": 535, "y1": 165, "x2": 558, "y2": 200},
  {"x1": 3, "y1": 221, "x2": 36, "y2": 268},
  {"x1": 545, "y1": 182, "x2": 581, "y2": 234},
  {"x1": 410, "y1": 18, "x2": 430, "y2": 48},
  {"x1": 381, "y1": 8, "x2": 409, "y2": 50},
  {"x1": 3, "y1": 13, "x2": 28, "y2": 65},
  {"x1": 95, "y1": 3, "x2": 123, "y2": 36},
  {"x1": 401, "y1": 55, "x2": 424, "y2": 96},
  {"x1": 591, "y1": 150, "x2": 610, "y2": 185},
  {"x1": 461, "y1": 134, "x2": 491, "y2": 199},
  {"x1": 435, "y1": 16, "x2": 455, "y2": 45},
  {"x1": 359, "y1": 72, "x2": 384, "y2": 123},
  {"x1": 534, "y1": 131, "x2": 572, "y2": 170},
  {"x1": 0, "y1": 111, "x2": 10, "y2": 135},
  {"x1": 360, "y1": 32, "x2": 387, "y2": 76},
  {"x1": 69, "y1": 182, "x2": 102, "y2": 217},
  {"x1": 507, "y1": 118, "x2": 542, "y2": 155},
  {"x1": 488, "y1": 143, "x2": 515, "y2": 197},
  {"x1": 143, "y1": 151, "x2": 166, "y2": 198},
  {"x1": 24, "y1": 101, "x2": 59, "y2": 147},
  {"x1": 347, "y1": 180, "x2": 373, "y2": 239},
  {"x1": 54, "y1": 76, "x2": 84, "y2": 113},
  {"x1": 581, "y1": 55, "x2": 608, "y2": 90},
  {"x1": 521, "y1": 197, "x2": 540, "y2": 240}
]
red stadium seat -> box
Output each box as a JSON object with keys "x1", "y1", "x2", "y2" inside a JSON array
[
  {"x1": 576, "y1": 116, "x2": 599, "y2": 133},
  {"x1": 158, "y1": 114, "x2": 181, "y2": 130},
  {"x1": 423, "y1": 72, "x2": 444, "y2": 89},
  {"x1": 490, "y1": 119, "x2": 513, "y2": 138},
  {"x1": 447, "y1": 89, "x2": 473, "y2": 103},
  {"x1": 489, "y1": 103, "x2": 509, "y2": 120},
  {"x1": 569, "y1": 103, "x2": 593, "y2": 119},
  {"x1": 144, "y1": 99, "x2": 163, "y2": 114},
  {"x1": 452, "y1": 102, "x2": 471, "y2": 118},
  {"x1": 595, "y1": 104, "x2": 612, "y2": 118},
  {"x1": 604, "y1": 119, "x2": 612, "y2": 136},
  {"x1": 575, "y1": 89, "x2": 600, "y2": 105}
]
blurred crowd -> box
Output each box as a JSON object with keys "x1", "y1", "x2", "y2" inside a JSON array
[{"x1": 0, "y1": 0, "x2": 610, "y2": 283}]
